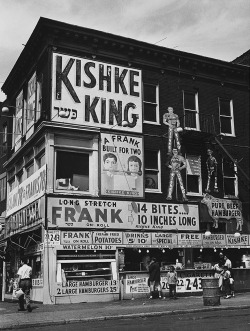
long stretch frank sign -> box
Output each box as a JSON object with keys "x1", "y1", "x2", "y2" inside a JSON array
[
  {"x1": 47, "y1": 198, "x2": 199, "y2": 231},
  {"x1": 51, "y1": 53, "x2": 142, "y2": 132}
]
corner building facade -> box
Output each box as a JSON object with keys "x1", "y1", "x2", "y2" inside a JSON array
[{"x1": 1, "y1": 18, "x2": 249, "y2": 304}]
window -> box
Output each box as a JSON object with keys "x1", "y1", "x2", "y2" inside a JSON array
[
  {"x1": 55, "y1": 151, "x2": 89, "y2": 191},
  {"x1": 37, "y1": 154, "x2": 45, "y2": 169},
  {"x1": 145, "y1": 150, "x2": 161, "y2": 191},
  {"x1": 36, "y1": 76, "x2": 42, "y2": 121},
  {"x1": 219, "y1": 98, "x2": 235, "y2": 136},
  {"x1": 186, "y1": 155, "x2": 202, "y2": 195},
  {"x1": 8, "y1": 178, "x2": 15, "y2": 192},
  {"x1": 26, "y1": 163, "x2": 34, "y2": 178},
  {"x1": 2, "y1": 123, "x2": 7, "y2": 154},
  {"x1": 35, "y1": 140, "x2": 45, "y2": 170},
  {"x1": 3, "y1": 123, "x2": 7, "y2": 143},
  {"x1": 16, "y1": 171, "x2": 24, "y2": 184},
  {"x1": 0, "y1": 175, "x2": 6, "y2": 201},
  {"x1": 25, "y1": 150, "x2": 34, "y2": 179},
  {"x1": 143, "y1": 83, "x2": 159, "y2": 123},
  {"x1": 183, "y1": 91, "x2": 199, "y2": 130},
  {"x1": 8, "y1": 168, "x2": 15, "y2": 192},
  {"x1": 222, "y1": 159, "x2": 238, "y2": 197}
]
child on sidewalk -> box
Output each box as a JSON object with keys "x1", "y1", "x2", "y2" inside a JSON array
[{"x1": 166, "y1": 265, "x2": 178, "y2": 299}]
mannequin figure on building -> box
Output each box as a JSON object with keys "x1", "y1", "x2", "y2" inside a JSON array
[
  {"x1": 163, "y1": 107, "x2": 182, "y2": 155},
  {"x1": 205, "y1": 148, "x2": 218, "y2": 193},
  {"x1": 166, "y1": 148, "x2": 188, "y2": 202}
]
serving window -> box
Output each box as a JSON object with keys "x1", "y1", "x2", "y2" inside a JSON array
[{"x1": 57, "y1": 259, "x2": 117, "y2": 283}]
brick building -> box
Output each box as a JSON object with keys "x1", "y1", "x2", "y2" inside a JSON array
[{"x1": 0, "y1": 18, "x2": 249, "y2": 303}]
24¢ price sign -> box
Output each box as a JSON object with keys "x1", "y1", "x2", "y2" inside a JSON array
[
  {"x1": 161, "y1": 277, "x2": 202, "y2": 293},
  {"x1": 44, "y1": 230, "x2": 60, "y2": 246}
]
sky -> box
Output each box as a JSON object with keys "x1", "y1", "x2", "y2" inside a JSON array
[{"x1": 0, "y1": 0, "x2": 249, "y2": 101}]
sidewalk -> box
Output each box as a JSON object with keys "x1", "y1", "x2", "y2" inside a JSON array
[{"x1": 0, "y1": 292, "x2": 250, "y2": 330}]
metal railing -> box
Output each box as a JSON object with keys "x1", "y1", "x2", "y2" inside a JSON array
[{"x1": 181, "y1": 113, "x2": 216, "y2": 135}]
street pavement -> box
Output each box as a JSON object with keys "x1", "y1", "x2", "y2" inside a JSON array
[{"x1": 0, "y1": 292, "x2": 250, "y2": 330}]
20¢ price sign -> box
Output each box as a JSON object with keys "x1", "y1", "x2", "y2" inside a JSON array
[
  {"x1": 44, "y1": 230, "x2": 60, "y2": 246},
  {"x1": 161, "y1": 277, "x2": 203, "y2": 293}
]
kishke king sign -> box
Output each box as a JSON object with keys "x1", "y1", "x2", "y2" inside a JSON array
[{"x1": 51, "y1": 53, "x2": 142, "y2": 133}]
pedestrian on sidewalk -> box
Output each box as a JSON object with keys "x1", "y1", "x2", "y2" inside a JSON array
[
  {"x1": 166, "y1": 265, "x2": 178, "y2": 299},
  {"x1": 17, "y1": 257, "x2": 32, "y2": 312},
  {"x1": 148, "y1": 257, "x2": 162, "y2": 299},
  {"x1": 222, "y1": 265, "x2": 231, "y2": 299}
]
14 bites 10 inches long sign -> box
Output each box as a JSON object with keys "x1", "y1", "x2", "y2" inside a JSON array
[
  {"x1": 47, "y1": 198, "x2": 199, "y2": 231},
  {"x1": 51, "y1": 53, "x2": 142, "y2": 133}
]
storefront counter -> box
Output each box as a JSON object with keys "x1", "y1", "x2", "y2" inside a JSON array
[
  {"x1": 119, "y1": 268, "x2": 250, "y2": 300},
  {"x1": 232, "y1": 268, "x2": 250, "y2": 292}
]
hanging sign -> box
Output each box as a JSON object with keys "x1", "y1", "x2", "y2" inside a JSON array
[
  {"x1": 61, "y1": 231, "x2": 92, "y2": 245},
  {"x1": 101, "y1": 133, "x2": 144, "y2": 197},
  {"x1": 123, "y1": 232, "x2": 151, "y2": 246},
  {"x1": 48, "y1": 197, "x2": 199, "y2": 231},
  {"x1": 151, "y1": 233, "x2": 178, "y2": 246},
  {"x1": 178, "y1": 233, "x2": 202, "y2": 247},
  {"x1": 202, "y1": 234, "x2": 226, "y2": 247},
  {"x1": 5, "y1": 197, "x2": 45, "y2": 237},
  {"x1": 6, "y1": 165, "x2": 46, "y2": 217},
  {"x1": 226, "y1": 234, "x2": 249, "y2": 246},
  {"x1": 93, "y1": 231, "x2": 123, "y2": 245},
  {"x1": 52, "y1": 53, "x2": 142, "y2": 133}
]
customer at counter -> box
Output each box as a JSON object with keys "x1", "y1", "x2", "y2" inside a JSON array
[
  {"x1": 224, "y1": 255, "x2": 232, "y2": 269},
  {"x1": 219, "y1": 252, "x2": 224, "y2": 264},
  {"x1": 148, "y1": 257, "x2": 162, "y2": 299},
  {"x1": 212, "y1": 260, "x2": 224, "y2": 291}
]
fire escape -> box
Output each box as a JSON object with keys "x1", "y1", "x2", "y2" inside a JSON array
[{"x1": 180, "y1": 112, "x2": 250, "y2": 192}]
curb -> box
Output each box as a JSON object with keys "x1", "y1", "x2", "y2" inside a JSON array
[{"x1": 1, "y1": 304, "x2": 250, "y2": 330}]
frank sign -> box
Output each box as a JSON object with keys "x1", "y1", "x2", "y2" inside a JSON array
[
  {"x1": 47, "y1": 198, "x2": 199, "y2": 231},
  {"x1": 101, "y1": 133, "x2": 143, "y2": 197},
  {"x1": 52, "y1": 53, "x2": 142, "y2": 132}
]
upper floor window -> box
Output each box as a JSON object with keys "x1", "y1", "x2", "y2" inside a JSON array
[
  {"x1": 37, "y1": 154, "x2": 45, "y2": 169},
  {"x1": 219, "y1": 98, "x2": 235, "y2": 136},
  {"x1": 26, "y1": 163, "x2": 34, "y2": 178},
  {"x1": 145, "y1": 150, "x2": 161, "y2": 191},
  {"x1": 35, "y1": 139, "x2": 45, "y2": 169},
  {"x1": 36, "y1": 76, "x2": 43, "y2": 121},
  {"x1": 143, "y1": 83, "x2": 159, "y2": 124},
  {"x1": 3, "y1": 123, "x2": 7, "y2": 143},
  {"x1": 183, "y1": 91, "x2": 199, "y2": 130},
  {"x1": 222, "y1": 159, "x2": 238, "y2": 197},
  {"x1": 0, "y1": 174, "x2": 6, "y2": 201},
  {"x1": 2, "y1": 123, "x2": 7, "y2": 155},
  {"x1": 55, "y1": 151, "x2": 89, "y2": 191},
  {"x1": 186, "y1": 155, "x2": 202, "y2": 195},
  {"x1": 8, "y1": 178, "x2": 15, "y2": 192}
]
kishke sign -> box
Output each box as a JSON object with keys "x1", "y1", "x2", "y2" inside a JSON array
[{"x1": 52, "y1": 53, "x2": 142, "y2": 133}]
